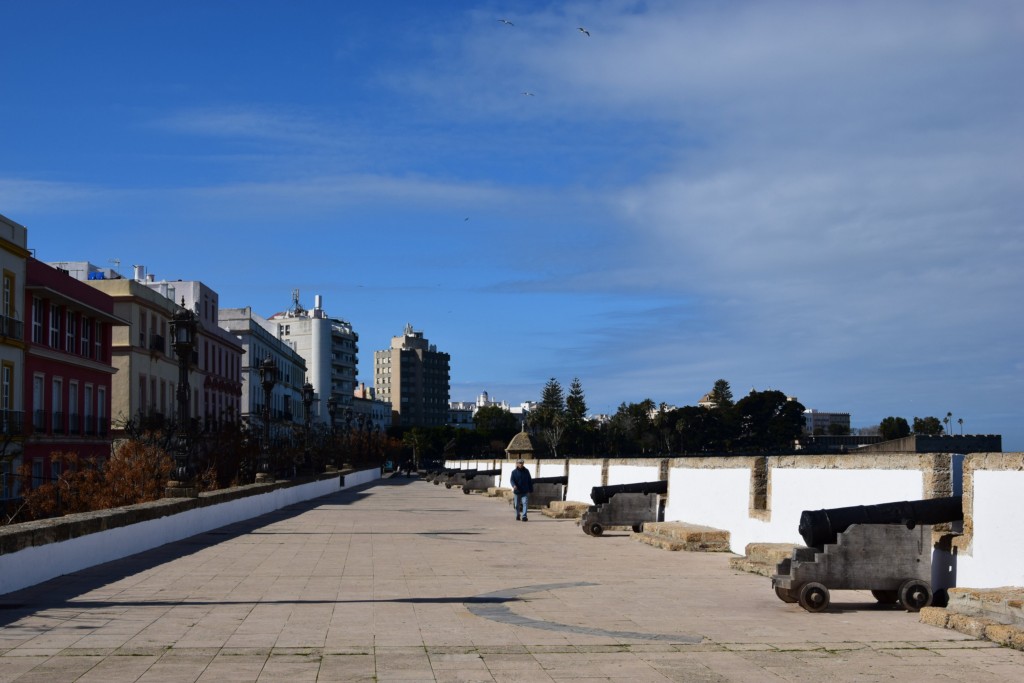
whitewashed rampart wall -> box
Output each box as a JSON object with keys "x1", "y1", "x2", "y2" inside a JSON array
[
  {"x1": 0, "y1": 468, "x2": 381, "y2": 596},
  {"x1": 952, "y1": 453, "x2": 1024, "y2": 587},
  {"x1": 445, "y1": 452, "x2": 1020, "y2": 589},
  {"x1": 566, "y1": 461, "x2": 603, "y2": 503}
]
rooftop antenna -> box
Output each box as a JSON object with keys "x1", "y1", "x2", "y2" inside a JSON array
[
  {"x1": 291, "y1": 288, "x2": 305, "y2": 315},
  {"x1": 108, "y1": 258, "x2": 121, "y2": 276}
]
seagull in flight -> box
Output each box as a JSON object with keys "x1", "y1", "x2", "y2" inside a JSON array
[
  {"x1": 521, "y1": 91, "x2": 535, "y2": 96},
  {"x1": 498, "y1": 18, "x2": 514, "y2": 26},
  {"x1": 578, "y1": 26, "x2": 590, "y2": 36}
]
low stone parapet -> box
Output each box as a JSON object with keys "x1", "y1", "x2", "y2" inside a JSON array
[
  {"x1": 921, "y1": 587, "x2": 1024, "y2": 651},
  {"x1": 632, "y1": 522, "x2": 731, "y2": 552},
  {"x1": 730, "y1": 542, "x2": 802, "y2": 576},
  {"x1": 542, "y1": 501, "x2": 589, "y2": 519}
]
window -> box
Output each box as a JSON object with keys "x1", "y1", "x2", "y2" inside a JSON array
[
  {"x1": 66, "y1": 310, "x2": 76, "y2": 352},
  {"x1": 33, "y1": 375, "x2": 45, "y2": 430},
  {"x1": 84, "y1": 384, "x2": 94, "y2": 435},
  {"x1": 52, "y1": 378, "x2": 63, "y2": 433},
  {"x1": 69, "y1": 381, "x2": 79, "y2": 434},
  {"x1": 50, "y1": 306, "x2": 61, "y2": 347},
  {"x1": 97, "y1": 386, "x2": 106, "y2": 435},
  {"x1": 139, "y1": 375, "x2": 147, "y2": 416},
  {"x1": 94, "y1": 321, "x2": 102, "y2": 359},
  {"x1": 139, "y1": 311, "x2": 147, "y2": 348},
  {"x1": 1, "y1": 363, "x2": 11, "y2": 411},
  {"x1": 32, "y1": 298, "x2": 44, "y2": 343},
  {"x1": 81, "y1": 318, "x2": 91, "y2": 357},
  {"x1": 2, "y1": 271, "x2": 12, "y2": 318}
]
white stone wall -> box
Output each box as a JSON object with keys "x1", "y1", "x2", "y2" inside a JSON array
[
  {"x1": 566, "y1": 462, "x2": 603, "y2": 504},
  {"x1": 956, "y1": 468, "x2": 1024, "y2": 587},
  {"x1": 0, "y1": 468, "x2": 381, "y2": 596}
]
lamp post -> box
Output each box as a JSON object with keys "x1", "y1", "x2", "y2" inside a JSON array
[
  {"x1": 167, "y1": 298, "x2": 197, "y2": 496},
  {"x1": 327, "y1": 395, "x2": 338, "y2": 436},
  {"x1": 257, "y1": 356, "x2": 277, "y2": 483},
  {"x1": 302, "y1": 380, "x2": 315, "y2": 474}
]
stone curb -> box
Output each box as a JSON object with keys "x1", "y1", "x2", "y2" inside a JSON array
[{"x1": 920, "y1": 607, "x2": 1024, "y2": 651}]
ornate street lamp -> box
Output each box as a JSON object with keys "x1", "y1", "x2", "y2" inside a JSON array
[
  {"x1": 167, "y1": 298, "x2": 197, "y2": 495},
  {"x1": 326, "y1": 395, "x2": 338, "y2": 436},
  {"x1": 257, "y1": 356, "x2": 277, "y2": 483},
  {"x1": 302, "y1": 380, "x2": 315, "y2": 473}
]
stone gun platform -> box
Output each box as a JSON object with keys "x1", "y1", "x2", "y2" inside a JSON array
[{"x1": 1, "y1": 478, "x2": 1022, "y2": 682}]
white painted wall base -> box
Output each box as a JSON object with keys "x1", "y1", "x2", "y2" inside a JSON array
[{"x1": 0, "y1": 468, "x2": 380, "y2": 596}]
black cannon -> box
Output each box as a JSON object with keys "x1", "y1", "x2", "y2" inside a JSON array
[
  {"x1": 533, "y1": 475, "x2": 569, "y2": 486},
  {"x1": 446, "y1": 469, "x2": 477, "y2": 488},
  {"x1": 773, "y1": 496, "x2": 963, "y2": 613},
  {"x1": 432, "y1": 469, "x2": 460, "y2": 485},
  {"x1": 582, "y1": 480, "x2": 667, "y2": 536},
  {"x1": 590, "y1": 480, "x2": 668, "y2": 506},
  {"x1": 461, "y1": 468, "x2": 502, "y2": 493},
  {"x1": 799, "y1": 496, "x2": 963, "y2": 549}
]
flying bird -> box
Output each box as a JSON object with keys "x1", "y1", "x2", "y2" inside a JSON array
[
  {"x1": 578, "y1": 26, "x2": 590, "y2": 36},
  {"x1": 521, "y1": 91, "x2": 535, "y2": 96},
  {"x1": 498, "y1": 18, "x2": 514, "y2": 26}
]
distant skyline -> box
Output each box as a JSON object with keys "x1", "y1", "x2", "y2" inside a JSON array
[{"x1": 1, "y1": 1, "x2": 1021, "y2": 449}]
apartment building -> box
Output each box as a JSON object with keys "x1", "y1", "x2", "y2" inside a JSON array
[
  {"x1": 23, "y1": 258, "x2": 123, "y2": 481},
  {"x1": 0, "y1": 213, "x2": 27, "y2": 505},
  {"x1": 219, "y1": 306, "x2": 307, "y2": 430},
  {"x1": 267, "y1": 293, "x2": 358, "y2": 428},
  {"x1": 373, "y1": 324, "x2": 450, "y2": 428}
]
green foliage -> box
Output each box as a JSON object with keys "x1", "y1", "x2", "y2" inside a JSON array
[
  {"x1": 913, "y1": 416, "x2": 944, "y2": 436},
  {"x1": 710, "y1": 379, "x2": 734, "y2": 407},
  {"x1": 733, "y1": 390, "x2": 806, "y2": 452},
  {"x1": 879, "y1": 416, "x2": 911, "y2": 441}
]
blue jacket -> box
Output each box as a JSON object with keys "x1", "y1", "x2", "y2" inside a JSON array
[{"x1": 510, "y1": 466, "x2": 533, "y2": 494}]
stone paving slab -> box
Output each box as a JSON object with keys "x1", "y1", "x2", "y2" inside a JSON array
[{"x1": 1, "y1": 477, "x2": 1023, "y2": 681}]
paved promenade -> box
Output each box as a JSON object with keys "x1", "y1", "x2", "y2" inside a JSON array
[{"x1": 1, "y1": 477, "x2": 1022, "y2": 682}]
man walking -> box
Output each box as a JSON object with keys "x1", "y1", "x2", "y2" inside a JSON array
[{"x1": 510, "y1": 459, "x2": 533, "y2": 522}]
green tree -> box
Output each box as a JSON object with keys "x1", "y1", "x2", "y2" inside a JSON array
[
  {"x1": 879, "y1": 416, "x2": 911, "y2": 441},
  {"x1": 565, "y1": 378, "x2": 588, "y2": 422},
  {"x1": 710, "y1": 379, "x2": 734, "y2": 408},
  {"x1": 532, "y1": 378, "x2": 568, "y2": 457},
  {"x1": 473, "y1": 405, "x2": 518, "y2": 435},
  {"x1": 734, "y1": 390, "x2": 806, "y2": 452},
  {"x1": 913, "y1": 416, "x2": 944, "y2": 436}
]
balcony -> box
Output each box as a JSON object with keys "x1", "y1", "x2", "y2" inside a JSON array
[
  {"x1": 0, "y1": 315, "x2": 23, "y2": 340},
  {"x1": 52, "y1": 411, "x2": 66, "y2": 434},
  {"x1": 0, "y1": 410, "x2": 24, "y2": 436},
  {"x1": 85, "y1": 417, "x2": 96, "y2": 436},
  {"x1": 149, "y1": 334, "x2": 166, "y2": 355},
  {"x1": 68, "y1": 412, "x2": 81, "y2": 435},
  {"x1": 33, "y1": 409, "x2": 46, "y2": 432}
]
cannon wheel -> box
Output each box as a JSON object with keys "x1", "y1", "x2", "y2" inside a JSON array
[
  {"x1": 798, "y1": 582, "x2": 831, "y2": 613},
  {"x1": 775, "y1": 586, "x2": 798, "y2": 603},
  {"x1": 462, "y1": 487, "x2": 470, "y2": 494},
  {"x1": 445, "y1": 483, "x2": 452, "y2": 489},
  {"x1": 898, "y1": 579, "x2": 932, "y2": 612},
  {"x1": 589, "y1": 523, "x2": 604, "y2": 537},
  {"x1": 631, "y1": 522, "x2": 644, "y2": 533},
  {"x1": 871, "y1": 589, "x2": 899, "y2": 604}
]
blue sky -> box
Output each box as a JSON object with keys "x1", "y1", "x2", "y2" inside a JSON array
[{"x1": 2, "y1": 1, "x2": 1022, "y2": 449}]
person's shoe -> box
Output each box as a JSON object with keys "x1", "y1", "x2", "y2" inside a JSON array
[
  {"x1": 521, "y1": 516, "x2": 528, "y2": 522},
  {"x1": 515, "y1": 515, "x2": 521, "y2": 520}
]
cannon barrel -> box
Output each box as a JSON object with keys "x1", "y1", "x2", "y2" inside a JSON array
[
  {"x1": 471, "y1": 468, "x2": 501, "y2": 476},
  {"x1": 799, "y1": 496, "x2": 963, "y2": 549},
  {"x1": 533, "y1": 475, "x2": 568, "y2": 485},
  {"x1": 590, "y1": 480, "x2": 667, "y2": 506}
]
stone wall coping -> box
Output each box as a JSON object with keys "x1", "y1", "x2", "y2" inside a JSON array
[{"x1": 0, "y1": 471, "x2": 347, "y2": 556}]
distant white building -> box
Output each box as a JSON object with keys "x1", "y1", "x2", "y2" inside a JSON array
[
  {"x1": 268, "y1": 292, "x2": 358, "y2": 429},
  {"x1": 803, "y1": 409, "x2": 851, "y2": 435},
  {"x1": 448, "y1": 391, "x2": 536, "y2": 429},
  {"x1": 219, "y1": 306, "x2": 307, "y2": 429}
]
